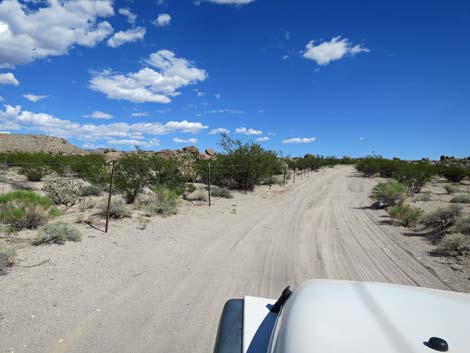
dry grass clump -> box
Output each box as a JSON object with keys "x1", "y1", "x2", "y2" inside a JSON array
[
  {"x1": 97, "y1": 197, "x2": 131, "y2": 219},
  {"x1": 436, "y1": 233, "x2": 469, "y2": 256},
  {"x1": 422, "y1": 205, "x2": 462, "y2": 232},
  {"x1": 186, "y1": 189, "x2": 208, "y2": 202},
  {"x1": 210, "y1": 186, "x2": 233, "y2": 199},
  {"x1": 0, "y1": 243, "x2": 16, "y2": 274},
  {"x1": 444, "y1": 184, "x2": 460, "y2": 195},
  {"x1": 79, "y1": 185, "x2": 102, "y2": 197},
  {"x1": 450, "y1": 194, "x2": 470, "y2": 204},
  {"x1": 33, "y1": 222, "x2": 81, "y2": 245},
  {"x1": 455, "y1": 217, "x2": 470, "y2": 235}
]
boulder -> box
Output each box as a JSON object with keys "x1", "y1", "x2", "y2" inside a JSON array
[
  {"x1": 182, "y1": 146, "x2": 199, "y2": 154},
  {"x1": 205, "y1": 148, "x2": 217, "y2": 157}
]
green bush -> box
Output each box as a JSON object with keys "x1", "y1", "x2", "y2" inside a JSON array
[
  {"x1": 114, "y1": 153, "x2": 151, "y2": 204},
  {"x1": 97, "y1": 197, "x2": 131, "y2": 219},
  {"x1": 0, "y1": 243, "x2": 16, "y2": 273},
  {"x1": 0, "y1": 191, "x2": 60, "y2": 230},
  {"x1": 387, "y1": 204, "x2": 423, "y2": 227},
  {"x1": 450, "y1": 194, "x2": 470, "y2": 204},
  {"x1": 455, "y1": 217, "x2": 470, "y2": 235},
  {"x1": 43, "y1": 180, "x2": 81, "y2": 209},
  {"x1": 444, "y1": 184, "x2": 460, "y2": 194},
  {"x1": 371, "y1": 180, "x2": 407, "y2": 207},
  {"x1": 211, "y1": 186, "x2": 233, "y2": 198},
  {"x1": 422, "y1": 205, "x2": 462, "y2": 231},
  {"x1": 394, "y1": 163, "x2": 434, "y2": 195},
  {"x1": 79, "y1": 185, "x2": 102, "y2": 197},
  {"x1": 439, "y1": 165, "x2": 468, "y2": 183},
  {"x1": 19, "y1": 165, "x2": 50, "y2": 181},
  {"x1": 34, "y1": 222, "x2": 81, "y2": 245},
  {"x1": 140, "y1": 186, "x2": 180, "y2": 216},
  {"x1": 436, "y1": 233, "x2": 469, "y2": 256}
]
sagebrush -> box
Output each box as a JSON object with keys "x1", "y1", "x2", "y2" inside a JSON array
[
  {"x1": 0, "y1": 243, "x2": 16, "y2": 274},
  {"x1": 34, "y1": 222, "x2": 81, "y2": 245},
  {"x1": 422, "y1": 205, "x2": 462, "y2": 231},
  {"x1": 97, "y1": 197, "x2": 131, "y2": 219},
  {"x1": 387, "y1": 204, "x2": 423, "y2": 227},
  {"x1": 450, "y1": 194, "x2": 470, "y2": 204},
  {"x1": 437, "y1": 233, "x2": 469, "y2": 256}
]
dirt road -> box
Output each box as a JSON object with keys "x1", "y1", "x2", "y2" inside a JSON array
[{"x1": 0, "y1": 166, "x2": 453, "y2": 353}]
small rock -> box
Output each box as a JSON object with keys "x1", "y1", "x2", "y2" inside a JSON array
[{"x1": 205, "y1": 148, "x2": 216, "y2": 157}]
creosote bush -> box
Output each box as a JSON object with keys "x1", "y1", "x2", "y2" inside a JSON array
[
  {"x1": 43, "y1": 180, "x2": 81, "y2": 209},
  {"x1": 370, "y1": 180, "x2": 407, "y2": 207},
  {"x1": 34, "y1": 222, "x2": 81, "y2": 245},
  {"x1": 211, "y1": 186, "x2": 233, "y2": 199},
  {"x1": 97, "y1": 197, "x2": 130, "y2": 219},
  {"x1": 422, "y1": 204, "x2": 462, "y2": 232},
  {"x1": 0, "y1": 243, "x2": 16, "y2": 274},
  {"x1": 455, "y1": 217, "x2": 470, "y2": 235},
  {"x1": 0, "y1": 191, "x2": 60, "y2": 230},
  {"x1": 437, "y1": 233, "x2": 469, "y2": 256},
  {"x1": 450, "y1": 194, "x2": 470, "y2": 204},
  {"x1": 19, "y1": 165, "x2": 50, "y2": 182},
  {"x1": 79, "y1": 185, "x2": 102, "y2": 197},
  {"x1": 439, "y1": 165, "x2": 468, "y2": 183},
  {"x1": 387, "y1": 204, "x2": 423, "y2": 227}
]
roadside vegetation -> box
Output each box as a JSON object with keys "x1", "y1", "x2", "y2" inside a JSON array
[{"x1": 359, "y1": 157, "x2": 470, "y2": 258}]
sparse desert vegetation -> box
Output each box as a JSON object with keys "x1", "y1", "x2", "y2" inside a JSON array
[{"x1": 33, "y1": 222, "x2": 82, "y2": 245}]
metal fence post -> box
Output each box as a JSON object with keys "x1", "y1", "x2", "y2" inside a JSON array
[
  {"x1": 208, "y1": 162, "x2": 211, "y2": 207},
  {"x1": 105, "y1": 161, "x2": 115, "y2": 233},
  {"x1": 293, "y1": 168, "x2": 296, "y2": 184},
  {"x1": 283, "y1": 167, "x2": 287, "y2": 187}
]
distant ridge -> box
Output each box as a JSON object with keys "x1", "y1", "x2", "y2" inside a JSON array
[{"x1": 0, "y1": 133, "x2": 86, "y2": 154}]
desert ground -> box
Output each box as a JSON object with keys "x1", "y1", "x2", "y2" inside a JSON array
[{"x1": 1, "y1": 165, "x2": 469, "y2": 353}]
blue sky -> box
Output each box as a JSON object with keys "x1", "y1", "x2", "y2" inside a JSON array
[{"x1": 0, "y1": 0, "x2": 469, "y2": 159}]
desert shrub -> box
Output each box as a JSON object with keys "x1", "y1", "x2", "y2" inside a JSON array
[
  {"x1": 0, "y1": 243, "x2": 16, "y2": 273},
  {"x1": 444, "y1": 184, "x2": 460, "y2": 194},
  {"x1": 79, "y1": 185, "x2": 102, "y2": 197},
  {"x1": 114, "y1": 153, "x2": 151, "y2": 204},
  {"x1": 422, "y1": 205, "x2": 462, "y2": 231},
  {"x1": 414, "y1": 191, "x2": 431, "y2": 202},
  {"x1": 436, "y1": 233, "x2": 469, "y2": 256},
  {"x1": 0, "y1": 191, "x2": 59, "y2": 230},
  {"x1": 439, "y1": 165, "x2": 468, "y2": 183},
  {"x1": 34, "y1": 222, "x2": 81, "y2": 245},
  {"x1": 19, "y1": 165, "x2": 50, "y2": 181},
  {"x1": 43, "y1": 180, "x2": 81, "y2": 209},
  {"x1": 455, "y1": 217, "x2": 470, "y2": 235},
  {"x1": 450, "y1": 194, "x2": 470, "y2": 204},
  {"x1": 211, "y1": 186, "x2": 233, "y2": 198},
  {"x1": 140, "y1": 186, "x2": 180, "y2": 216},
  {"x1": 187, "y1": 189, "x2": 208, "y2": 202},
  {"x1": 387, "y1": 204, "x2": 423, "y2": 227},
  {"x1": 148, "y1": 155, "x2": 187, "y2": 195},
  {"x1": 97, "y1": 197, "x2": 131, "y2": 219},
  {"x1": 79, "y1": 198, "x2": 97, "y2": 212},
  {"x1": 394, "y1": 163, "x2": 434, "y2": 195},
  {"x1": 137, "y1": 216, "x2": 150, "y2": 230},
  {"x1": 371, "y1": 180, "x2": 407, "y2": 207},
  {"x1": 185, "y1": 183, "x2": 196, "y2": 194}
]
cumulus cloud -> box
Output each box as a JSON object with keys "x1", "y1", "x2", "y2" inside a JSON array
[
  {"x1": 90, "y1": 50, "x2": 207, "y2": 104},
  {"x1": 173, "y1": 137, "x2": 198, "y2": 144},
  {"x1": 118, "y1": 8, "x2": 137, "y2": 24},
  {"x1": 0, "y1": 105, "x2": 208, "y2": 146},
  {"x1": 0, "y1": 72, "x2": 19, "y2": 85},
  {"x1": 83, "y1": 111, "x2": 113, "y2": 119},
  {"x1": 209, "y1": 128, "x2": 230, "y2": 135},
  {"x1": 107, "y1": 27, "x2": 146, "y2": 48},
  {"x1": 108, "y1": 138, "x2": 160, "y2": 148},
  {"x1": 256, "y1": 136, "x2": 270, "y2": 142},
  {"x1": 303, "y1": 36, "x2": 369, "y2": 66},
  {"x1": 282, "y1": 137, "x2": 316, "y2": 144},
  {"x1": 155, "y1": 13, "x2": 171, "y2": 27},
  {"x1": 23, "y1": 94, "x2": 47, "y2": 102},
  {"x1": 235, "y1": 127, "x2": 262, "y2": 135},
  {"x1": 0, "y1": 0, "x2": 114, "y2": 67}
]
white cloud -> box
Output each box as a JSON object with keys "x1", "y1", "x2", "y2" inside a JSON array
[
  {"x1": 303, "y1": 36, "x2": 369, "y2": 66},
  {"x1": 0, "y1": 131, "x2": 10, "y2": 134},
  {"x1": 90, "y1": 50, "x2": 207, "y2": 103},
  {"x1": 197, "y1": 108, "x2": 243, "y2": 116},
  {"x1": 0, "y1": 0, "x2": 114, "y2": 68},
  {"x1": 196, "y1": 0, "x2": 255, "y2": 5},
  {"x1": 215, "y1": 94, "x2": 221, "y2": 99},
  {"x1": 235, "y1": 127, "x2": 262, "y2": 135},
  {"x1": 0, "y1": 72, "x2": 19, "y2": 85},
  {"x1": 131, "y1": 112, "x2": 148, "y2": 117},
  {"x1": 108, "y1": 138, "x2": 160, "y2": 148},
  {"x1": 83, "y1": 110, "x2": 113, "y2": 119},
  {"x1": 359, "y1": 136, "x2": 364, "y2": 141},
  {"x1": 256, "y1": 137, "x2": 270, "y2": 142},
  {"x1": 197, "y1": 91, "x2": 206, "y2": 97},
  {"x1": 0, "y1": 96, "x2": 4, "y2": 102},
  {"x1": 209, "y1": 128, "x2": 230, "y2": 135},
  {"x1": 118, "y1": 8, "x2": 137, "y2": 24},
  {"x1": 282, "y1": 137, "x2": 316, "y2": 144},
  {"x1": 173, "y1": 137, "x2": 198, "y2": 144},
  {"x1": 23, "y1": 94, "x2": 47, "y2": 102},
  {"x1": 155, "y1": 13, "x2": 171, "y2": 27},
  {"x1": 0, "y1": 105, "x2": 208, "y2": 146},
  {"x1": 107, "y1": 27, "x2": 146, "y2": 48}
]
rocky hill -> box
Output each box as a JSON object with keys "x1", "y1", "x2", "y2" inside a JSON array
[{"x1": 0, "y1": 134, "x2": 86, "y2": 154}]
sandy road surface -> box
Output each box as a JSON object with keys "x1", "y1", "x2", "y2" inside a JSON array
[{"x1": 0, "y1": 166, "x2": 452, "y2": 353}]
